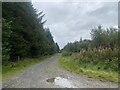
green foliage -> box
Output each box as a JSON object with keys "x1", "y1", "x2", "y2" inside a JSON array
[
  {"x1": 2, "y1": 2, "x2": 60, "y2": 63},
  {"x1": 63, "y1": 39, "x2": 91, "y2": 52},
  {"x1": 73, "y1": 49, "x2": 118, "y2": 72},
  {"x1": 62, "y1": 51, "x2": 72, "y2": 56},
  {"x1": 91, "y1": 25, "x2": 118, "y2": 49},
  {"x1": 2, "y1": 19, "x2": 12, "y2": 63},
  {"x1": 63, "y1": 25, "x2": 118, "y2": 52},
  {"x1": 44, "y1": 28, "x2": 57, "y2": 55},
  {"x1": 54, "y1": 43, "x2": 60, "y2": 53},
  {"x1": 62, "y1": 25, "x2": 118, "y2": 82},
  {"x1": 60, "y1": 55, "x2": 118, "y2": 82}
]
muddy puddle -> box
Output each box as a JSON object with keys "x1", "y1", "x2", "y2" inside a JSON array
[{"x1": 46, "y1": 76, "x2": 77, "y2": 88}]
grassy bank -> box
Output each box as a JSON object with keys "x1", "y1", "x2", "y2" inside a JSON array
[
  {"x1": 0, "y1": 68, "x2": 1, "y2": 83},
  {"x1": 2, "y1": 55, "x2": 51, "y2": 81},
  {"x1": 59, "y1": 55, "x2": 118, "y2": 83}
]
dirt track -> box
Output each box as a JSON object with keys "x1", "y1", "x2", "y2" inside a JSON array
[{"x1": 2, "y1": 54, "x2": 118, "y2": 88}]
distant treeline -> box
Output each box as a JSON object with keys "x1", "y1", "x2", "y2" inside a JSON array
[
  {"x1": 2, "y1": 2, "x2": 60, "y2": 63},
  {"x1": 61, "y1": 26, "x2": 119, "y2": 82},
  {"x1": 63, "y1": 25, "x2": 118, "y2": 52}
]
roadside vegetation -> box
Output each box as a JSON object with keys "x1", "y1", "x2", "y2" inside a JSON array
[
  {"x1": 60, "y1": 26, "x2": 119, "y2": 83},
  {"x1": 3, "y1": 55, "x2": 51, "y2": 81},
  {"x1": 2, "y1": 2, "x2": 60, "y2": 79},
  {"x1": 0, "y1": 67, "x2": 1, "y2": 82}
]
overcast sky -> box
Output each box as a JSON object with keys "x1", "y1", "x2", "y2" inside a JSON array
[{"x1": 32, "y1": 1, "x2": 118, "y2": 49}]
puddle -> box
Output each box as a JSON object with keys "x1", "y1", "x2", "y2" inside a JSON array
[
  {"x1": 46, "y1": 77, "x2": 77, "y2": 88},
  {"x1": 46, "y1": 78, "x2": 55, "y2": 83}
]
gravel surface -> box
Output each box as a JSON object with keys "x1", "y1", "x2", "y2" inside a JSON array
[{"x1": 2, "y1": 54, "x2": 118, "y2": 88}]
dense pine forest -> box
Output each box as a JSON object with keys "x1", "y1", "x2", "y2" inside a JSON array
[
  {"x1": 2, "y1": 2, "x2": 60, "y2": 66},
  {"x1": 60, "y1": 26, "x2": 119, "y2": 82}
]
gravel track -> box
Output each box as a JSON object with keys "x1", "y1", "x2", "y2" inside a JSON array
[{"x1": 2, "y1": 54, "x2": 118, "y2": 88}]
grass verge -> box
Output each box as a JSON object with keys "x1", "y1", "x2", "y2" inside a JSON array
[
  {"x1": 0, "y1": 68, "x2": 1, "y2": 83},
  {"x1": 2, "y1": 55, "x2": 51, "y2": 81},
  {"x1": 59, "y1": 56, "x2": 118, "y2": 83}
]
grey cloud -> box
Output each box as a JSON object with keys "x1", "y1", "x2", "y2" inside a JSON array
[
  {"x1": 32, "y1": 1, "x2": 117, "y2": 49},
  {"x1": 88, "y1": 2, "x2": 117, "y2": 25},
  {"x1": 88, "y1": 2, "x2": 117, "y2": 16}
]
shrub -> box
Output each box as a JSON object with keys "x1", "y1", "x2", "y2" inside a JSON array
[{"x1": 62, "y1": 51, "x2": 72, "y2": 56}]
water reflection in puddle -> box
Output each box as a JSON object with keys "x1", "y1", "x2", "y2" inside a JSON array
[{"x1": 47, "y1": 77, "x2": 77, "y2": 88}]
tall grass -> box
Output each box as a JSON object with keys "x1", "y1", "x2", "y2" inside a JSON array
[{"x1": 60, "y1": 48, "x2": 118, "y2": 82}]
